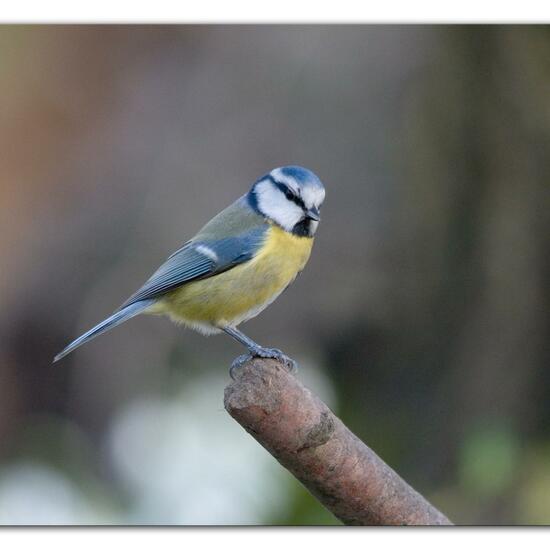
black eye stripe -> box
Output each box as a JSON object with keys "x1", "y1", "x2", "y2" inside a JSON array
[
  {"x1": 267, "y1": 175, "x2": 306, "y2": 209},
  {"x1": 288, "y1": 190, "x2": 305, "y2": 209}
]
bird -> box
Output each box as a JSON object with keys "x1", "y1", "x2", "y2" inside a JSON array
[{"x1": 54, "y1": 165, "x2": 325, "y2": 377}]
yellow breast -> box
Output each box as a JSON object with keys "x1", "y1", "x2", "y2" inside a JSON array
[{"x1": 158, "y1": 225, "x2": 314, "y2": 332}]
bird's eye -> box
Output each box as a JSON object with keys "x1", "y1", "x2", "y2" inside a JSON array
[{"x1": 284, "y1": 188, "x2": 294, "y2": 201}]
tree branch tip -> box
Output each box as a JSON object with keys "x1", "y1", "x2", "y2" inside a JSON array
[{"x1": 223, "y1": 354, "x2": 452, "y2": 526}]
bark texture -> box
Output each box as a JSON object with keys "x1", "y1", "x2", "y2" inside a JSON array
[{"x1": 224, "y1": 358, "x2": 452, "y2": 526}]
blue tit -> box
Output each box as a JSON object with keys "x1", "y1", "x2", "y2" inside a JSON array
[{"x1": 54, "y1": 165, "x2": 326, "y2": 376}]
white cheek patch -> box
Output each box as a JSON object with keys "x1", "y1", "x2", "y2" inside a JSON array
[
  {"x1": 255, "y1": 180, "x2": 303, "y2": 231},
  {"x1": 266, "y1": 199, "x2": 303, "y2": 231}
]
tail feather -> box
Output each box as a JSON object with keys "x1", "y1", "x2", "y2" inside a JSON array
[{"x1": 53, "y1": 300, "x2": 154, "y2": 363}]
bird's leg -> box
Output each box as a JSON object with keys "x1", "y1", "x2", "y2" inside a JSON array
[{"x1": 222, "y1": 326, "x2": 297, "y2": 379}]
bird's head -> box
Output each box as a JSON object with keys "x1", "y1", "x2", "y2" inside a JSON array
[{"x1": 249, "y1": 166, "x2": 326, "y2": 237}]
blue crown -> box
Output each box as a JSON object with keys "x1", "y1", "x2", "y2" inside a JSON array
[{"x1": 277, "y1": 165, "x2": 323, "y2": 188}]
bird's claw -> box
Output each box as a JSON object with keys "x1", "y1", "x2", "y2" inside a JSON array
[
  {"x1": 229, "y1": 354, "x2": 253, "y2": 380},
  {"x1": 252, "y1": 346, "x2": 297, "y2": 373},
  {"x1": 229, "y1": 347, "x2": 298, "y2": 380}
]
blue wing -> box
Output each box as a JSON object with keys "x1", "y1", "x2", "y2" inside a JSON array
[
  {"x1": 119, "y1": 226, "x2": 267, "y2": 309},
  {"x1": 54, "y1": 226, "x2": 267, "y2": 363},
  {"x1": 54, "y1": 197, "x2": 268, "y2": 363}
]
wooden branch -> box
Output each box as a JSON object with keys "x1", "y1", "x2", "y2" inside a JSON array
[{"x1": 224, "y1": 357, "x2": 452, "y2": 526}]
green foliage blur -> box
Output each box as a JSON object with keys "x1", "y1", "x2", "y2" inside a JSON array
[{"x1": 0, "y1": 25, "x2": 548, "y2": 525}]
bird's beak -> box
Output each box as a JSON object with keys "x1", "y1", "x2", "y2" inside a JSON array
[{"x1": 305, "y1": 207, "x2": 320, "y2": 222}]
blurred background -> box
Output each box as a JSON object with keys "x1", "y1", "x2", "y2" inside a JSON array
[{"x1": 0, "y1": 25, "x2": 549, "y2": 525}]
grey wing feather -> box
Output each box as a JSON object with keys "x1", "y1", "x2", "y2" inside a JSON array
[{"x1": 119, "y1": 225, "x2": 267, "y2": 309}]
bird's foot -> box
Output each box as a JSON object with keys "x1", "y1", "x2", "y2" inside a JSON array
[
  {"x1": 230, "y1": 353, "x2": 253, "y2": 380},
  {"x1": 250, "y1": 346, "x2": 298, "y2": 374},
  {"x1": 229, "y1": 347, "x2": 298, "y2": 380}
]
